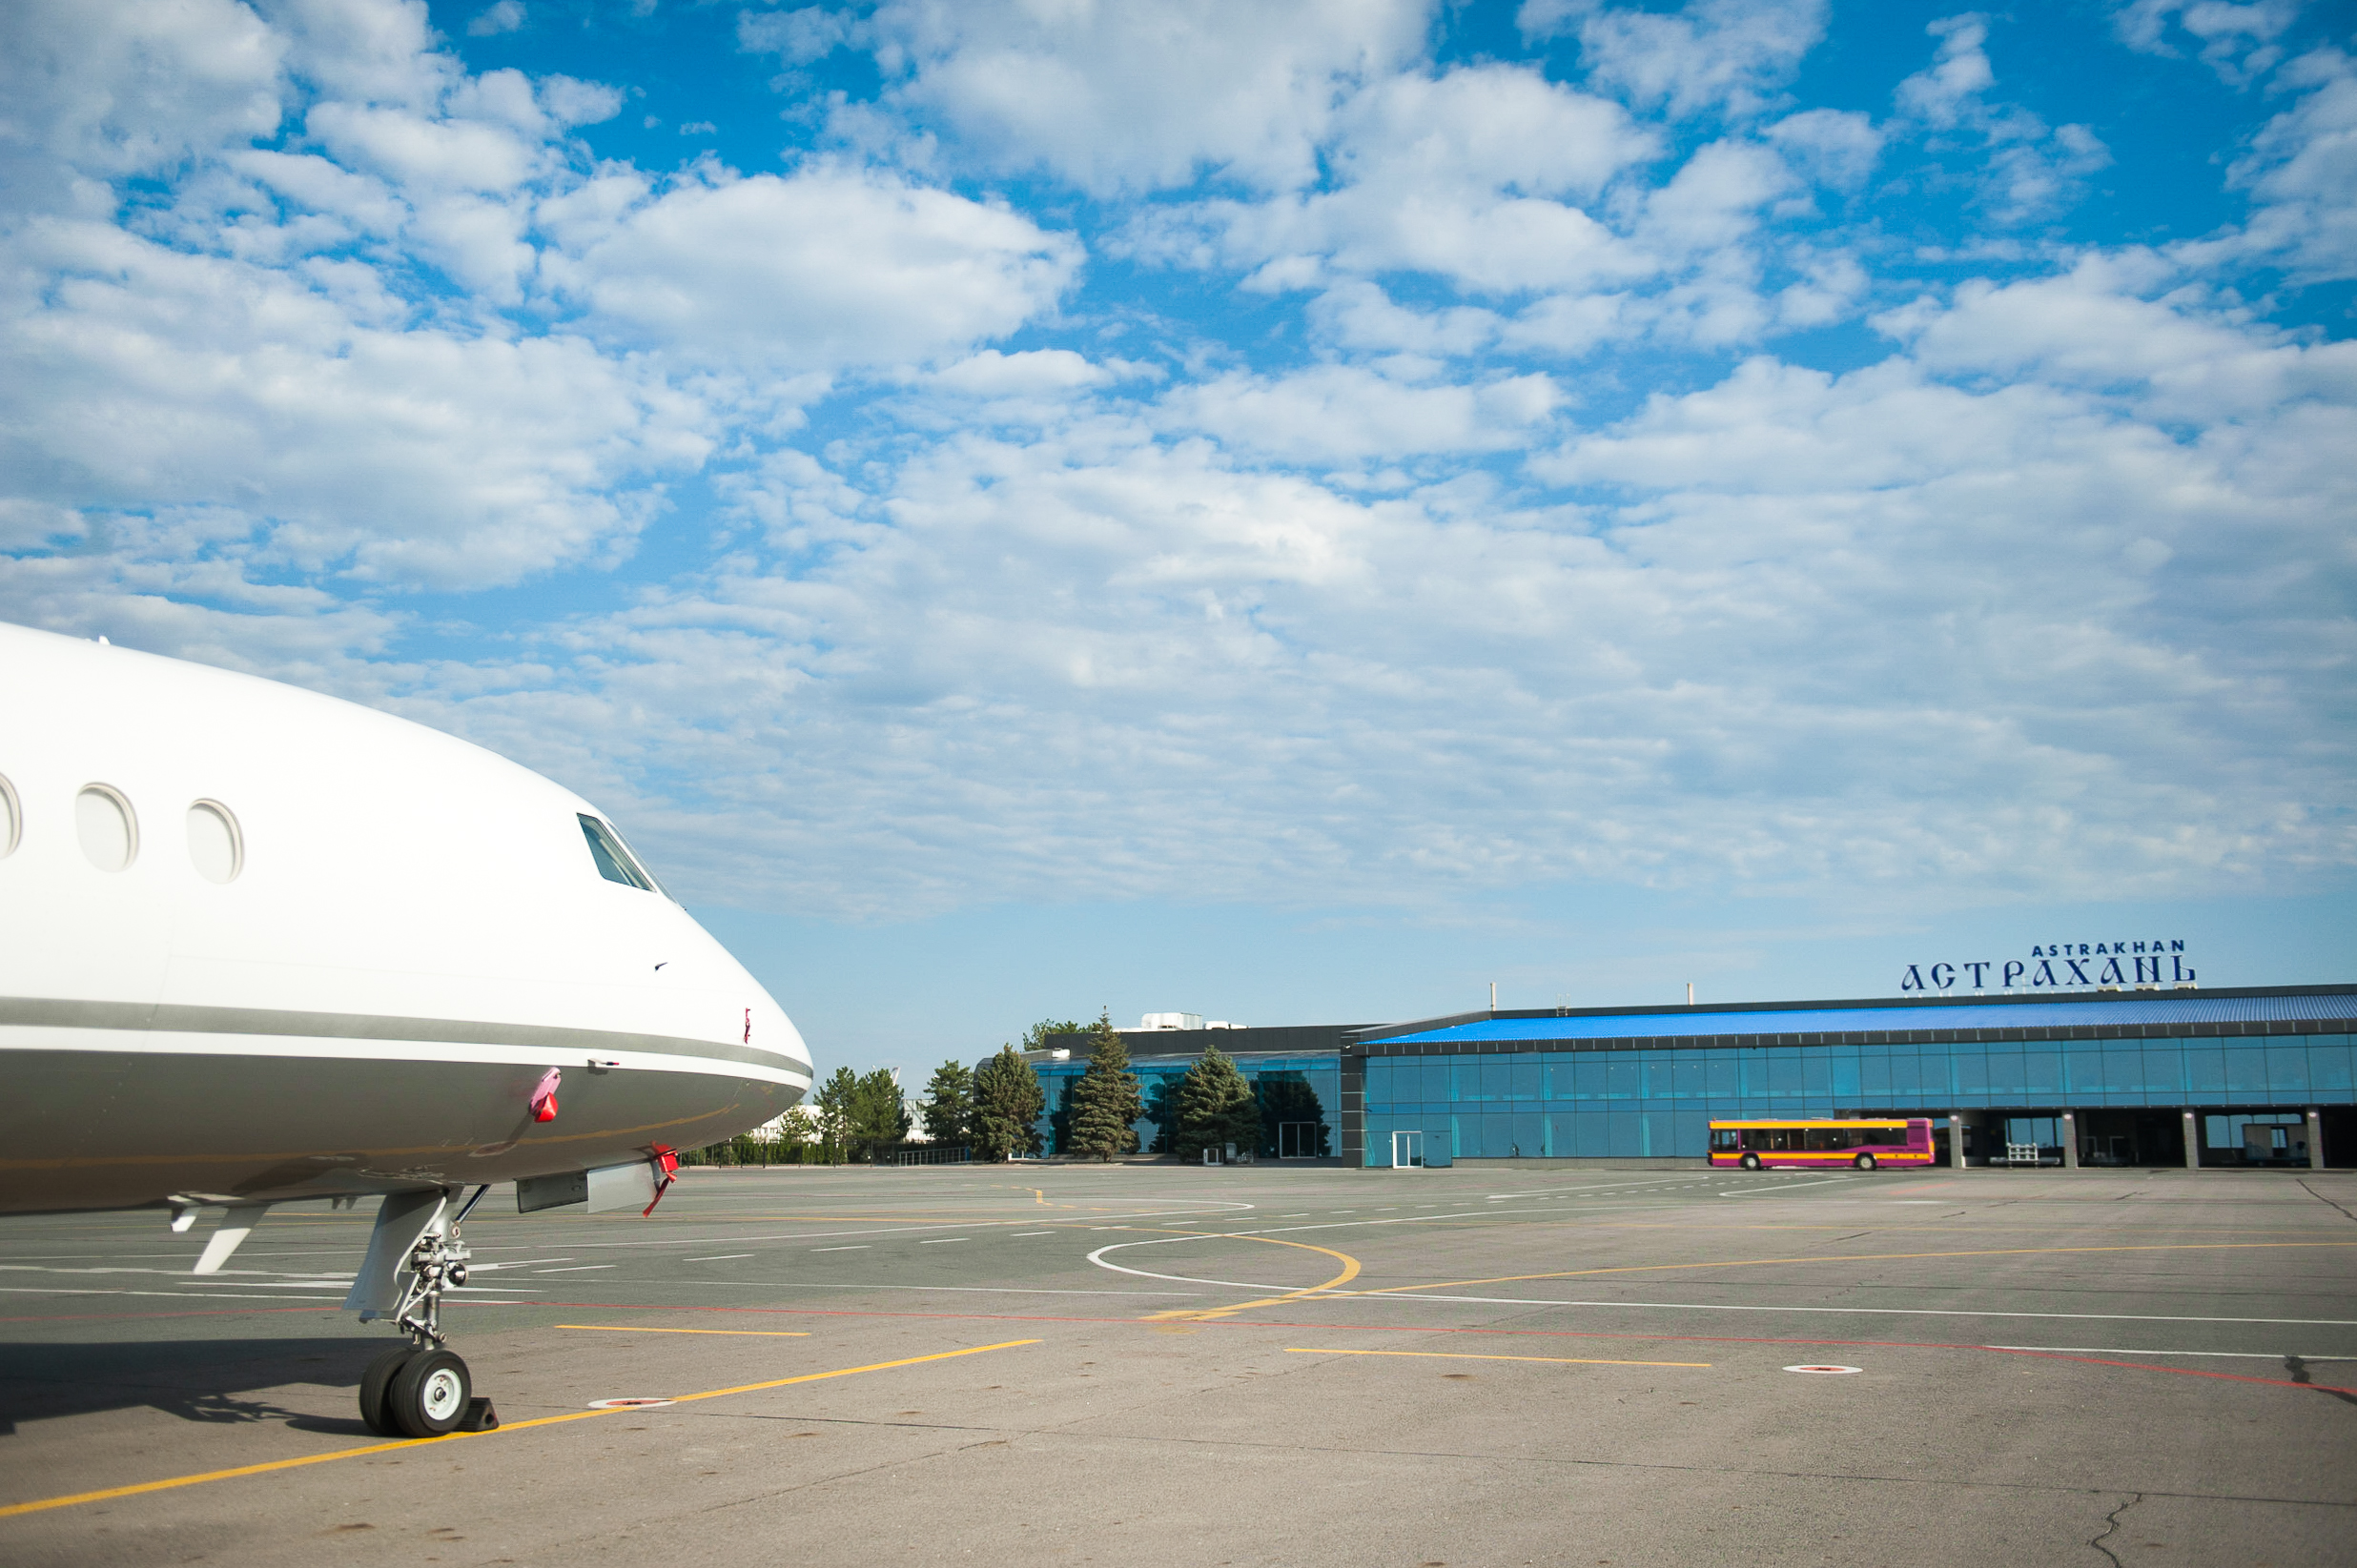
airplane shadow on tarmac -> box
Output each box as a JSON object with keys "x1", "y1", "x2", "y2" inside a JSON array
[{"x1": 0, "y1": 1338, "x2": 381, "y2": 1437}]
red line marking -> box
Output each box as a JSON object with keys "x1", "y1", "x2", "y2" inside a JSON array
[
  {"x1": 495, "y1": 1300, "x2": 2357, "y2": 1397},
  {"x1": 10, "y1": 1298, "x2": 2349, "y2": 1399}
]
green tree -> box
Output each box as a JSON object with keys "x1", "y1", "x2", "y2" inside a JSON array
[
  {"x1": 920, "y1": 1060, "x2": 974, "y2": 1147},
  {"x1": 1256, "y1": 1074, "x2": 1331, "y2": 1157},
  {"x1": 811, "y1": 1066, "x2": 857, "y2": 1164},
  {"x1": 848, "y1": 1068, "x2": 912, "y2": 1161},
  {"x1": 1021, "y1": 1017, "x2": 1084, "y2": 1052},
  {"x1": 1063, "y1": 1012, "x2": 1145, "y2": 1160},
  {"x1": 971, "y1": 1044, "x2": 1046, "y2": 1161},
  {"x1": 770, "y1": 1106, "x2": 819, "y2": 1163},
  {"x1": 1173, "y1": 1046, "x2": 1260, "y2": 1163}
]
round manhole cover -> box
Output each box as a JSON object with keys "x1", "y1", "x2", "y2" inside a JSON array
[
  {"x1": 588, "y1": 1397, "x2": 676, "y2": 1409},
  {"x1": 1782, "y1": 1364, "x2": 1862, "y2": 1375}
]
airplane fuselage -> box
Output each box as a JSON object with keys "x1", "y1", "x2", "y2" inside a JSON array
[{"x1": 0, "y1": 622, "x2": 812, "y2": 1214}]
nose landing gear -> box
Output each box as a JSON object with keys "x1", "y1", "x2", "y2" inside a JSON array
[{"x1": 356, "y1": 1184, "x2": 499, "y2": 1437}]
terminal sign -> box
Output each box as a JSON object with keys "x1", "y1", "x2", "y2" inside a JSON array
[{"x1": 1900, "y1": 940, "x2": 2195, "y2": 993}]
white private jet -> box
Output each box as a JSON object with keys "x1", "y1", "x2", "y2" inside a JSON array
[{"x1": 0, "y1": 621, "x2": 813, "y2": 1437}]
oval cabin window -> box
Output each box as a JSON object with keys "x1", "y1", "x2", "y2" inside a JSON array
[
  {"x1": 0, "y1": 774, "x2": 18, "y2": 856},
  {"x1": 76, "y1": 784, "x2": 137, "y2": 871},
  {"x1": 186, "y1": 800, "x2": 242, "y2": 884}
]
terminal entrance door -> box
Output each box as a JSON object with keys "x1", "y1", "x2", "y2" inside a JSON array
[
  {"x1": 1277, "y1": 1122, "x2": 1321, "y2": 1158},
  {"x1": 1391, "y1": 1130, "x2": 1424, "y2": 1168}
]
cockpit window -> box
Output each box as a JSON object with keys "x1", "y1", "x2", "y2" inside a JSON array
[{"x1": 579, "y1": 814, "x2": 664, "y2": 894}]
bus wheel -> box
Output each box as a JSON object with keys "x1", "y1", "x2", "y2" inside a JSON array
[
  {"x1": 1854, "y1": 1152, "x2": 1876, "y2": 1171},
  {"x1": 1739, "y1": 1153, "x2": 1761, "y2": 1171}
]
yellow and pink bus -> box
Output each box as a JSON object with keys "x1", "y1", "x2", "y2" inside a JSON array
[{"x1": 1708, "y1": 1118, "x2": 1936, "y2": 1171}]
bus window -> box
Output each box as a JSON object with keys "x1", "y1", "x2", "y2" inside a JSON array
[{"x1": 1709, "y1": 1128, "x2": 1740, "y2": 1152}]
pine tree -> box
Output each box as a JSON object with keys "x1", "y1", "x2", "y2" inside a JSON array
[
  {"x1": 1174, "y1": 1046, "x2": 1259, "y2": 1162},
  {"x1": 848, "y1": 1068, "x2": 911, "y2": 1160},
  {"x1": 1255, "y1": 1074, "x2": 1330, "y2": 1157},
  {"x1": 811, "y1": 1066, "x2": 858, "y2": 1164},
  {"x1": 970, "y1": 1044, "x2": 1046, "y2": 1161},
  {"x1": 1063, "y1": 1012, "x2": 1145, "y2": 1161},
  {"x1": 920, "y1": 1060, "x2": 974, "y2": 1147}
]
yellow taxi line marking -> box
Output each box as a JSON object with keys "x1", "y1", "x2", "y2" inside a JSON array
[
  {"x1": 1346, "y1": 1240, "x2": 2357, "y2": 1297},
  {"x1": 1145, "y1": 1236, "x2": 1363, "y2": 1323},
  {"x1": 1288, "y1": 1348, "x2": 1711, "y2": 1368},
  {"x1": 558, "y1": 1325, "x2": 810, "y2": 1337},
  {"x1": 0, "y1": 1340, "x2": 1038, "y2": 1520}
]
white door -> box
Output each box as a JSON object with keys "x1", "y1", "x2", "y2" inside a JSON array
[{"x1": 1391, "y1": 1130, "x2": 1424, "y2": 1168}]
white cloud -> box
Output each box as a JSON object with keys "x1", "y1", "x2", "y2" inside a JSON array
[
  {"x1": 0, "y1": 0, "x2": 285, "y2": 208},
  {"x1": 1308, "y1": 281, "x2": 1502, "y2": 356},
  {"x1": 2213, "y1": 47, "x2": 2357, "y2": 282},
  {"x1": 1172, "y1": 64, "x2": 1656, "y2": 295},
  {"x1": 1160, "y1": 364, "x2": 1563, "y2": 463},
  {"x1": 263, "y1": 0, "x2": 457, "y2": 111},
  {"x1": 1876, "y1": 255, "x2": 2357, "y2": 423},
  {"x1": 1894, "y1": 14, "x2": 2112, "y2": 223},
  {"x1": 543, "y1": 165, "x2": 1083, "y2": 372},
  {"x1": 738, "y1": 5, "x2": 854, "y2": 67},
  {"x1": 1765, "y1": 107, "x2": 1881, "y2": 189},
  {"x1": 468, "y1": 0, "x2": 525, "y2": 37},
  {"x1": 1, "y1": 220, "x2": 712, "y2": 588},
  {"x1": 3, "y1": 0, "x2": 2349, "y2": 930},
  {"x1": 1527, "y1": 0, "x2": 1829, "y2": 122},
  {"x1": 926, "y1": 349, "x2": 1117, "y2": 397},
  {"x1": 1895, "y1": 13, "x2": 1996, "y2": 129},
  {"x1": 861, "y1": 0, "x2": 1434, "y2": 193},
  {"x1": 2114, "y1": 0, "x2": 2300, "y2": 84},
  {"x1": 538, "y1": 74, "x2": 624, "y2": 128},
  {"x1": 304, "y1": 101, "x2": 542, "y2": 192},
  {"x1": 420, "y1": 302, "x2": 2353, "y2": 917}
]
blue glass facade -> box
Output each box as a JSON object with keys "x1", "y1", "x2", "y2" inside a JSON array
[
  {"x1": 1357, "y1": 1034, "x2": 2355, "y2": 1167},
  {"x1": 1031, "y1": 1053, "x2": 1341, "y2": 1158},
  {"x1": 1033, "y1": 990, "x2": 2356, "y2": 1168}
]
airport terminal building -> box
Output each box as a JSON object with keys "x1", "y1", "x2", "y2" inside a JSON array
[{"x1": 1034, "y1": 986, "x2": 2357, "y2": 1170}]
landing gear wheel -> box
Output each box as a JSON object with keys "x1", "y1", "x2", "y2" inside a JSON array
[
  {"x1": 1739, "y1": 1152, "x2": 1761, "y2": 1171},
  {"x1": 359, "y1": 1343, "x2": 418, "y2": 1436},
  {"x1": 1854, "y1": 1152, "x2": 1877, "y2": 1171},
  {"x1": 387, "y1": 1348, "x2": 472, "y2": 1438}
]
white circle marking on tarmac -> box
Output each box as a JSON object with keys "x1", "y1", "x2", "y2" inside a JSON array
[
  {"x1": 1782, "y1": 1365, "x2": 1862, "y2": 1375},
  {"x1": 588, "y1": 1397, "x2": 676, "y2": 1409}
]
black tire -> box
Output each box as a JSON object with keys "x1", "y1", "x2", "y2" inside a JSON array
[
  {"x1": 359, "y1": 1344, "x2": 417, "y2": 1436},
  {"x1": 1855, "y1": 1152, "x2": 1876, "y2": 1171},
  {"x1": 1739, "y1": 1152, "x2": 1761, "y2": 1171},
  {"x1": 387, "y1": 1349, "x2": 472, "y2": 1438}
]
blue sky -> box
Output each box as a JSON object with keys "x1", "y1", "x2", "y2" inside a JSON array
[{"x1": 3, "y1": 0, "x2": 2351, "y2": 1081}]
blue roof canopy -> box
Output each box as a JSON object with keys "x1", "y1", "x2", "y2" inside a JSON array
[{"x1": 1367, "y1": 992, "x2": 2354, "y2": 1047}]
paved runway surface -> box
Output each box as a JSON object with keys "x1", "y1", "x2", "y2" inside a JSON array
[{"x1": 3, "y1": 1165, "x2": 2354, "y2": 1566}]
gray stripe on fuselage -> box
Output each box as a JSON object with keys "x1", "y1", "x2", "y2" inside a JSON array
[{"x1": 0, "y1": 995, "x2": 808, "y2": 1078}]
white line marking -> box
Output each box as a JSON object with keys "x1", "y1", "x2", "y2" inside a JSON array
[
  {"x1": 0, "y1": 1287, "x2": 346, "y2": 1301},
  {"x1": 1718, "y1": 1177, "x2": 1859, "y2": 1196},
  {"x1": 1485, "y1": 1180, "x2": 1712, "y2": 1199},
  {"x1": 811, "y1": 1245, "x2": 869, "y2": 1252},
  {"x1": 686, "y1": 1254, "x2": 753, "y2": 1262},
  {"x1": 538, "y1": 1265, "x2": 616, "y2": 1273},
  {"x1": 918, "y1": 1238, "x2": 968, "y2": 1245},
  {"x1": 662, "y1": 1281, "x2": 1199, "y2": 1296},
  {"x1": 1010, "y1": 1232, "x2": 1052, "y2": 1237},
  {"x1": 1333, "y1": 1293, "x2": 2357, "y2": 1327},
  {"x1": 1989, "y1": 1347, "x2": 2357, "y2": 1359}
]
